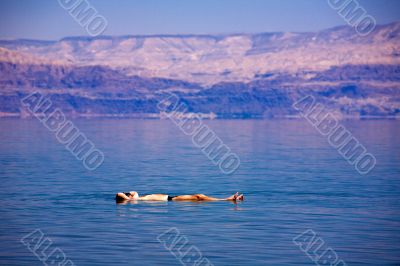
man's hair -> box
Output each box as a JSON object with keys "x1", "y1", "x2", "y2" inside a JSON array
[{"x1": 115, "y1": 193, "x2": 126, "y2": 202}]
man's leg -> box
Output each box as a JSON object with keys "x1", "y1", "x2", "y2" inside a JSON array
[
  {"x1": 172, "y1": 193, "x2": 243, "y2": 201},
  {"x1": 170, "y1": 195, "x2": 204, "y2": 201}
]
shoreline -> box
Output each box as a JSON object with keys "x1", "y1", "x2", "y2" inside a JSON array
[{"x1": 0, "y1": 113, "x2": 399, "y2": 120}]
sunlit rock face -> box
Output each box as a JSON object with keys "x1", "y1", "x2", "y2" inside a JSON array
[{"x1": 0, "y1": 22, "x2": 399, "y2": 118}]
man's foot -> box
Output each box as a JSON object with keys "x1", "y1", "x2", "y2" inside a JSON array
[{"x1": 227, "y1": 192, "x2": 239, "y2": 201}]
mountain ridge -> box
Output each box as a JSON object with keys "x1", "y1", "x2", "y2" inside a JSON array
[
  {"x1": 0, "y1": 22, "x2": 399, "y2": 118},
  {"x1": 2, "y1": 21, "x2": 399, "y2": 42}
]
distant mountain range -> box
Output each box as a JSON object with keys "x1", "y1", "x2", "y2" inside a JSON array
[{"x1": 0, "y1": 22, "x2": 399, "y2": 118}]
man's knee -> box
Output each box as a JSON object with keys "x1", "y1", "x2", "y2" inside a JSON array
[{"x1": 195, "y1": 194, "x2": 206, "y2": 200}]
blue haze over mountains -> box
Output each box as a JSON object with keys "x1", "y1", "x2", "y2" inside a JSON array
[{"x1": 0, "y1": 22, "x2": 399, "y2": 118}]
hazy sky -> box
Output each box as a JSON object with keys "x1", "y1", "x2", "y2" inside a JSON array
[{"x1": 0, "y1": 0, "x2": 399, "y2": 40}]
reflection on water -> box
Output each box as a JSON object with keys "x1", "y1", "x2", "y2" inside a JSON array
[{"x1": 0, "y1": 119, "x2": 399, "y2": 265}]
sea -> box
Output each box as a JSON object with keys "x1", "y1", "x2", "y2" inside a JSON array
[{"x1": 0, "y1": 118, "x2": 399, "y2": 265}]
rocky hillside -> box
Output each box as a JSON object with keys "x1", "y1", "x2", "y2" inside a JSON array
[{"x1": 0, "y1": 22, "x2": 399, "y2": 118}]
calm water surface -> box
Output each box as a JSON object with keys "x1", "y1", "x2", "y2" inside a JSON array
[{"x1": 0, "y1": 119, "x2": 399, "y2": 265}]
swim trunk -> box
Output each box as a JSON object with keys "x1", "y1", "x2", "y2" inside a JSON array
[{"x1": 167, "y1": 195, "x2": 176, "y2": 201}]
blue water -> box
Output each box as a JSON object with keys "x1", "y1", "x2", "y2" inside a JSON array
[{"x1": 0, "y1": 119, "x2": 399, "y2": 265}]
